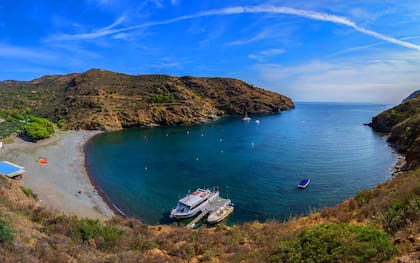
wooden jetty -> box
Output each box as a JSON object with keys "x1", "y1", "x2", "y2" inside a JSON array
[{"x1": 186, "y1": 196, "x2": 230, "y2": 229}]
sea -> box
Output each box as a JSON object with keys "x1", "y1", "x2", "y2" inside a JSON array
[{"x1": 85, "y1": 102, "x2": 397, "y2": 225}]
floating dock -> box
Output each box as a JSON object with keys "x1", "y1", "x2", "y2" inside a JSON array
[{"x1": 186, "y1": 196, "x2": 230, "y2": 229}]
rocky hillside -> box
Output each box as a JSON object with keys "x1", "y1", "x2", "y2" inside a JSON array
[
  {"x1": 0, "y1": 69, "x2": 294, "y2": 130},
  {"x1": 402, "y1": 90, "x2": 420, "y2": 103},
  {"x1": 370, "y1": 92, "x2": 420, "y2": 169}
]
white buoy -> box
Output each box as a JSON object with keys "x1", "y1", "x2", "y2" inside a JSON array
[
  {"x1": 187, "y1": 130, "x2": 190, "y2": 135},
  {"x1": 255, "y1": 120, "x2": 260, "y2": 124},
  {"x1": 219, "y1": 138, "x2": 223, "y2": 142}
]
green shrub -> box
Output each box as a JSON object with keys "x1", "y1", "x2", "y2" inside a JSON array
[
  {"x1": 0, "y1": 219, "x2": 14, "y2": 243},
  {"x1": 23, "y1": 116, "x2": 54, "y2": 140},
  {"x1": 148, "y1": 93, "x2": 175, "y2": 103},
  {"x1": 71, "y1": 219, "x2": 125, "y2": 250},
  {"x1": 57, "y1": 119, "x2": 66, "y2": 129},
  {"x1": 20, "y1": 186, "x2": 38, "y2": 200},
  {"x1": 71, "y1": 219, "x2": 101, "y2": 241},
  {"x1": 355, "y1": 188, "x2": 378, "y2": 206},
  {"x1": 99, "y1": 225, "x2": 125, "y2": 250},
  {"x1": 28, "y1": 116, "x2": 54, "y2": 134},
  {"x1": 383, "y1": 194, "x2": 420, "y2": 234},
  {"x1": 23, "y1": 122, "x2": 51, "y2": 140},
  {"x1": 271, "y1": 223, "x2": 395, "y2": 263}
]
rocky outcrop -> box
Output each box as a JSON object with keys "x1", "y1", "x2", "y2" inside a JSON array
[
  {"x1": 402, "y1": 90, "x2": 420, "y2": 103},
  {"x1": 0, "y1": 69, "x2": 294, "y2": 130},
  {"x1": 370, "y1": 93, "x2": 420, "y2": 169}
]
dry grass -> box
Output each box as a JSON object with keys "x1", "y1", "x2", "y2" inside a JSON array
[{"x1": 0, "y1": 168, "x2": 418, "y2": 262}]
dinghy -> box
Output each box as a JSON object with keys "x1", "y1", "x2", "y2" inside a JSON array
[
  {"x1": 207, "y1": 200, "x2": 234, "y2": 224},
  {"x1": 297, "y1": 178, "x2": 311, "y2": 189}
]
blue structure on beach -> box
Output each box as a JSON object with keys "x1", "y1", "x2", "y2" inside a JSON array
[{"x1": 0, "y1": 161, "x2": 25, "y2": 178}]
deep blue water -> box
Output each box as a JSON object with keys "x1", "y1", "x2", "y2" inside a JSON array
[{"x1": 85, "y1": 102, "x2": 397, "y2": 225}]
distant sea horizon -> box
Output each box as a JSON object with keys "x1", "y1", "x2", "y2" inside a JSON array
[{"x1": 85, "y1": 102, "x2": 396, "y2": 225}]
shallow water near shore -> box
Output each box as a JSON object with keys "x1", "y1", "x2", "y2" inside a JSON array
[{"x1": 85, "y1": 102, "x2": 396, "y2": 224}]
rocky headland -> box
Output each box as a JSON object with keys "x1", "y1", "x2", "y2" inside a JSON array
[
  {"x1": 0, "y1": 69, "x2": 294, "y2": 130},
  {"x1": 370, "y1": 90, "x2": 420, "y2": 169}
]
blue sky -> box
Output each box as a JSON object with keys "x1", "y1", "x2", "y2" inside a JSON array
[{"x1": 1, "y1": 1, "x2": 420, "y2": 103}]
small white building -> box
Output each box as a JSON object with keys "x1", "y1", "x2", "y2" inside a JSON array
[{"x1": 0, "y1": 161, "x2": 25, "y2": 179}]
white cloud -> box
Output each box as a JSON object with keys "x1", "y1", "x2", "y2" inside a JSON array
[
  {"x1": 248, "y1": 48, "x2": 285, "y2": 62},
  {"x1": 50, "y1": 4, "x2": 420, "y2": 51},
  {"x1": 103, "y1": 15, "x2": 126, "y2": 31},
  {"x1": 250, "y1": 51, "x2": 420, "y2": 103},
  {"x1": 224, "y1": 29, "x2": 272, "y2": 47},
  {"x1": 0, "y1": 44, "x2": 55, "y2": 60}
]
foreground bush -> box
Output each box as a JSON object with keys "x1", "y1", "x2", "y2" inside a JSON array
[
  {"x1": 0, "y1": 218, "x2": 14, "y2": 243},
  {"x1": 20, "y1": 186, "x2": 38, "y2": 200},
  {"x1": 70, "y1": 218, "x2": 125, "y2": 251},
  {"x1": 271, "y1": 223, "x2": 395, "y2": 263}
]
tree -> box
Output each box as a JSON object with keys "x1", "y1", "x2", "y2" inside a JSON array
[{"x1": 23, "y1": 117, "x2": 55, "y2": 140}]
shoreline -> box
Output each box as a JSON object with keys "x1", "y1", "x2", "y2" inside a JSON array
[
  {"x1": 0, "y1": 122, "x2": 403, "y2": 224},
  {"x1": 83, "y1": 136, "x2": 127, "y2": 218},
  {"x1": 0, "y1": 130, "x2": 115, "y2": 220}
]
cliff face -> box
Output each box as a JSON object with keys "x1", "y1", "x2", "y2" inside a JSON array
[
  {"x1": 0, "y1": 69, "x2": 294, "y2": 130},
  {"x1": 370, "y1": 93, "x2": 420, "y2": 169}
]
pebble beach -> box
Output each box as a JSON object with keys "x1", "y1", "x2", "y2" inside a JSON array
[{"x1": 0, "y1": 130, "x2": 114, "y2": 220}]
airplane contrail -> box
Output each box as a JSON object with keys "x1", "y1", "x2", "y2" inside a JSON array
[{"x1": 54, "y1": 5, "x2": 420, "y2": 51}]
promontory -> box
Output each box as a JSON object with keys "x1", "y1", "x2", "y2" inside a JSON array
[{"x1": 0, "y1": 69, "x2": 294, "y2": 130}]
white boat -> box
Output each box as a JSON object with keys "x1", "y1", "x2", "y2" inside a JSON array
[
  {"x1": 207, "y1": 199, "x2": 234, "y2": 224},
  {"x1": 255, "y1": 120, "x2": 260, "y2": 124},
  {"x1": 170, "y1": 188, "x2": 219, "y2": 219},
  {"x1": 242, "y1": 111, "x2": 251, "y2": 121}
]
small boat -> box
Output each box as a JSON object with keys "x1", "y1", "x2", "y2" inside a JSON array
[
  {"x1": 170, "y1": 188, "x2": 219, "y2": 219},
  {"x1": 38, "y1": 158, "x2": 48, "y2": 165},
  {"x1": 297, "y1": 178, "x2": 311, "y2": 189},
  {"x1": 242, "y1": 111, "x2": 251, "y2": 121},
  {"x1": 207, "y1": 200, "x2": 234, "y2": 224},
  {"x1": 255, "y1": 120, "x2": 260, "y2": 124}
]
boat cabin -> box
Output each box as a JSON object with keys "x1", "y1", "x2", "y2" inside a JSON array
[{"x1": 176, "y1": 188, "x2": 210, "y2": 211}]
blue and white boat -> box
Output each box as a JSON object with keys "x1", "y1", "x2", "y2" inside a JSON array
[{"x1": 297, "y1": 178, "x2": 311, "y2": 189}]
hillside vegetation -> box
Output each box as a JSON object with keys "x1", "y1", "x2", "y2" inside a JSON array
[
  {"x1": 0, "y1": 77, "x2": 418, "y2": 262},
  {"x1": 0, "y1": 69, "x2": 294, "y2": 131},
  {"x1": 370, "y1": 92, "x2": 420, "y2": 169}
]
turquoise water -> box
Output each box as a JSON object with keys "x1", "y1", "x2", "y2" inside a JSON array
[{"x1": 85, "y1": 103, "x2": 396, "y2": 224}]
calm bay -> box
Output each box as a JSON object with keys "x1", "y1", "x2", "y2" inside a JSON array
[{"x1": 85, "y1": 102, "x2": 396, "y2": 224}]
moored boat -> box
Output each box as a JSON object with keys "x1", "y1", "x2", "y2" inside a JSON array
[
  {"x1": 297, "y1": 178, "x2": 311, "y2": 189},
  {"x1": 242, "y1": 111, "x2": 251, "y2": 121},
  {"x1": 207, "y1": 200, "x2": 234, "y2": 224},
  {"x1": 170, "y1": 188, "x2": 219, "y2": 219}
]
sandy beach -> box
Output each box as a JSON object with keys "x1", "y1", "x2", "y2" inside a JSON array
[{"x1": 0, "y1": 130, "x2": 114, "y2": 220}]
